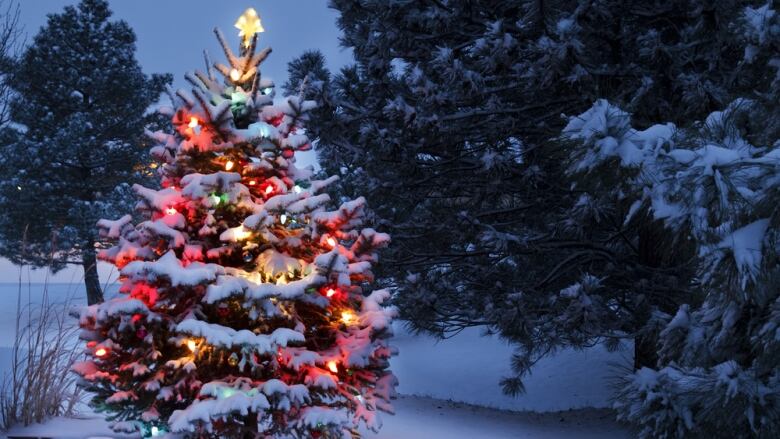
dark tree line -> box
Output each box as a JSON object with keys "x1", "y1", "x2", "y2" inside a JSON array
[{"x1": 286, "y1": 1, "x2": 780, "y2": 436}]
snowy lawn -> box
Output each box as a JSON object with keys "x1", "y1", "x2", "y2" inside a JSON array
[
  {"x1": 1, "y1": 284, "x2": 631, "y2": 437},
  {"x1": 5, "y1": 396, "x2": 630, "y2": 439}
]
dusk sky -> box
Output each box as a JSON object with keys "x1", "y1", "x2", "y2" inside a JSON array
[{"x1": 0, "y1": 0, "x2": 350, "y2": 283}]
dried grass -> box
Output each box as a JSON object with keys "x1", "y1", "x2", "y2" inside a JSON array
[{"x1": 0, "y1": 270, "x2": 84, "y2": 430}]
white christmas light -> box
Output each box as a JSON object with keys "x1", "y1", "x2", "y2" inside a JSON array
[{"x1": 230, "y1": 68, "x2": 241, "y2": 82}]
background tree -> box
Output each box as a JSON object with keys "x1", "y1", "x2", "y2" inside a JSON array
[
  {"x1": 0, "y1": 0, "x2": 170, "y2": 304},
  {"x1": 288, "y1": 0, "x2": 765, "y2": 390}
]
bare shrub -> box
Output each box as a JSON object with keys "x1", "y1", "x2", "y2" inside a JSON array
[{"x1": 0, "y1": 274, "x2": 83, "y2": 430}]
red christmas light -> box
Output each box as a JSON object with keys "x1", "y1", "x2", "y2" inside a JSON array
[
  {"x1": 165, "y1": 207, "x2": 177, "y2": 216},
  {"x1": 327, "y1": 360, "x2": 339, "y2": 373},
  {"x1": 321, "y1": 285, "x2": 340, "y2": 298},
  {"x1": 130, "y1": 283, "x2": 159, "y2": 307},
  {"x1": 95, "y1": 348, "x2": 107, "y2": 358}
]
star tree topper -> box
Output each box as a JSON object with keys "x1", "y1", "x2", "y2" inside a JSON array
[{"x1": 235, "y1": 7, "x2": 264, "y2": 48}]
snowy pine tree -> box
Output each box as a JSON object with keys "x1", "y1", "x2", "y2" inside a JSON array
[
  {"x1": 290, "y1": 0, "x2": 772, "y2": 395},
  {"x1": 0, "y1": 0, "x2": 170, "y2": 304},
  {"x1": 74, "y1": 9, "x2": 396, "y2": 438}
]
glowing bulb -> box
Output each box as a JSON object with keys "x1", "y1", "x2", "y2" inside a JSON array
[
  {"x1": 341, "y1": 311, "x2": 354, "y2": 324},
  {"x1": 151, "y1": 426, "x2": 160, "y2": 436},
  {"x1": 95, "y1": 348, "x2": 107, "y2": 357},
  {"x1": 265, "y1": 185, "x2": 274, "y2": 195},
  {"x1": 327, "y1": 360, "x2": 339, "y2": 373},
  {"x1": 293, "y1": 185, "x2": 302, "y2": 194},
  {"x1": 234, "y1": 227, "x2": 251, "y2": 240},
  {"x1": 327, "y1": 237, "x2": 337, "y2": 247},
  {"x1": 248, "y1": 180, "x2": 257, "y2": 186},
  {"x1": 230, "y1": 68, "x2": 241, "y2": 82},
  {"x1": 188, "y1": 116, "x2": 199, "y2": 128},
  {"x1": 186, "y1": 339, "x2": 197, "y2": 352},
  {"x1": 280, "y1": 214, "x2": 288, "y2": 224},
  {"x1": 165, "y1": 207, "x2": 177, "y2": 216},
  {"x1": 235, "y1": 8, "x2": 265, "y2": 48},
  {"x1": 326, "y1": 288, "x2": 337, "y2": 298},
  {"x1": 225, "y1": 160, "x2": 235, "y2": 171}
]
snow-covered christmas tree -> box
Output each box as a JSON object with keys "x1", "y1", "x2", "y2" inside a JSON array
[{"x1": 73, "y1": 8, "x2": 397, "y2": 438}]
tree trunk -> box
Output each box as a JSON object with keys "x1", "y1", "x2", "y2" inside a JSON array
[
  {"x1": 634, "y1": 332, "x2": 657, "y2": 370},
  {"x1": 82, "y1": 242, "x2": 103, "y2": 305}
]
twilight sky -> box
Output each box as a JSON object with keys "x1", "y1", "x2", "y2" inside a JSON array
[{"x1": 0, "y1": 0, "x2": 350, "y2": 283}]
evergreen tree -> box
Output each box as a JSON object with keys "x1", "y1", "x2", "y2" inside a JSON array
[
  {"x1": 290, "y1": 0, "x2": 768, "y2": 392},
  {"x1": 0, "y1": 0, "x2": 169, "y2": 304},
  {"x1": 607, "y1": 4, "x2": 780, "y2": 437},
  {"x1": 74, "y1": 9, "x2": 396, "y2": 438}
]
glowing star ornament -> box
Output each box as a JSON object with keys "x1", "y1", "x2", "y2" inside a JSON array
[{"x1": 235, "y1": 8, "x2": 264, "y2": 48}]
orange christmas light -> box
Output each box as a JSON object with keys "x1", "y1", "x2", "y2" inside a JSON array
[
  {"x1": 186, "y1": 339, "x2": 198, "y2": 352},
  {"x1": 230, "y1": 68, "x2": 241, "y2": 82},
  {"x1": 225, "y1": 160, "x2": 235, "y2": 171},
  {"x1": 327, "y1": 360, "x2": 339, "y2": 373},
  {"x1": 341, "y1": 311, "x2": 355, "y2": 324},
  {"x1": 188, "y1": 116, "x2": 199, "y2": 128}
]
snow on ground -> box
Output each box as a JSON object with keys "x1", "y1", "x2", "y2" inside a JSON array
[
  {"x1": 391, "y1": 322, "x2": 631, "y2": 411},
  {"x1": 5, "y1": 396, "x2": 631, "y2": 439},
  {"x1": 0, "y1": 283, "x2": 631, "y2": 438},
  {"x1": 362, "y1": 396, "x2": 630, "y2": 439}
]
